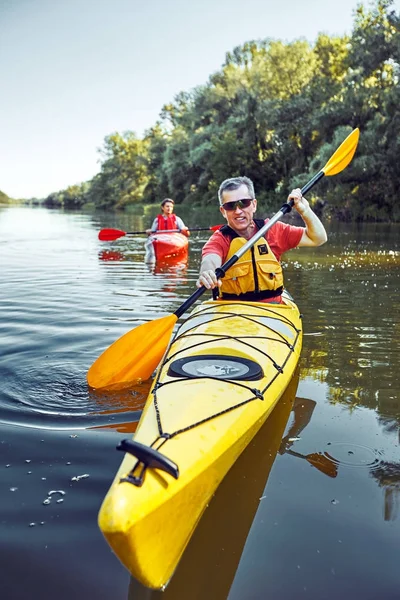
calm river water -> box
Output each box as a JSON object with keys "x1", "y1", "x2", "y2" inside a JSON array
[{"x1": 0, "y1": 204, "x2": 399, "y2": 600}]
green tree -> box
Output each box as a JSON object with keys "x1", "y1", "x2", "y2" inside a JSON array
[
  {"x1": 87, "y1": 132, "x2": 149, "y2": 209},
  {"x1": 42, "y1": 0, "x2": 400, "y2": 221}
]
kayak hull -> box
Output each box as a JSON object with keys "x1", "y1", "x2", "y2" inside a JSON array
[
  {"x1": 145, "y1": 232, "x2": 188, "y2": 261},
  {"x1": 98, "y1": 295, "x2": 303, "y2": 589}
]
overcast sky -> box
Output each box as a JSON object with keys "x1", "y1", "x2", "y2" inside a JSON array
[{"x1": 1, "y1": 0, "x2": 399, "y2": 199}]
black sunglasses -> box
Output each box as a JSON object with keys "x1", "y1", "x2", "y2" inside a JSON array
[{"x1": 220, "y1": 198, "x2": 254, "y2": 211}]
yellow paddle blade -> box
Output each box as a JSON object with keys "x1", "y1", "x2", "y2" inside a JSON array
[
  {"x1": 306, "y1": 452, "x2": 338, "y2": 478},
  {"x1": 87, "y1": 314, "x2": 178, "y2": 389},
  {"x1": 322, "y1": 128, "x2": 360, "y2": 176}
]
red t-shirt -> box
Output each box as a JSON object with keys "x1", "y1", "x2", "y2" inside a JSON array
[{"x1": 202, "y1": 219, "x2": 304, "y2": 262}]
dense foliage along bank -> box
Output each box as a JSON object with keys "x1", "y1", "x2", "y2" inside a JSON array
[{"x1": 39, "y1": 1, "x2": 400, "y2": 221}]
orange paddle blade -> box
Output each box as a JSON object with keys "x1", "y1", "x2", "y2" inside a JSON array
[
  {"x1": 87, "y1": 314, "x2": 178, "y2": 389},
  {"x1": 323, "y1": 128, "x2": 360, "y2": 177}
]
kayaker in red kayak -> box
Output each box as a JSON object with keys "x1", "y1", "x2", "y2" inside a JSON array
[
  {"x1": 146, "y1": 198, "x2": 190, "y2": 236},
  {"x1": 196, "y1": 176, "x2": 327, "y2": 303}
]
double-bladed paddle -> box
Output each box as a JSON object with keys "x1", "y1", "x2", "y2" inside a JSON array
[
  {"x1": 87, "y1": 128, "x2": 359, "y2": 389},
  {"x1": 99, "y1": 225, "x2": 222, "y2": 241}
]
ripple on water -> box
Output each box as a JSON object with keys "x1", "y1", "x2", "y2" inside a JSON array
[
  {"x1": 0, "y1": 359, "x2": 149, "y2": 430},
  {"x1": 323, "y1": 442, "x2": 384, "y2": 471}
]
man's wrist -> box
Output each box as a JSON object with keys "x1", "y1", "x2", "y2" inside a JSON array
[{"x1": 300, "y1": 206, "x2": 312, "y2": 219}]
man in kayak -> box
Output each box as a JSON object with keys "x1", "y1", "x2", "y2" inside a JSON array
[
  {"x1": 147, "y1": 198, "x2": 189, "y2": 236},
  {"x1": 196, "y1": 176, "x2": 327, "y2": 303}
]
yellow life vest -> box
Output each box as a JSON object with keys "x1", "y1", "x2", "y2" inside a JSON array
[{"x1": 220, "y1": 226, "x2": 284, "y2": 300}]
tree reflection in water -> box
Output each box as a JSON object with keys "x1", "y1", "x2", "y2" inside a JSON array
[{"x1": 371, "y1": 461, "x2": 400, "y2": 522}]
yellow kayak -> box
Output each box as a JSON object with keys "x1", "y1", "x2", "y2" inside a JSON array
[
  {"x1": 128, "y1": 370, "x2": 299, "y2": 599},
  {"x1": 98, "y1": 294, "x2": 303, "y2": 589}
]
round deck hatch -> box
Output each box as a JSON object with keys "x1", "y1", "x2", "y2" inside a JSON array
[{"x1": 167, "y1": 354, "x2": 263, "y2": 380}]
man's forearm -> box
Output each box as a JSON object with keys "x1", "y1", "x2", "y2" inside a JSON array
[
  {"x1": 300, "y1": 208, "x2": 327, "y2": 246},
  {"x1": 200, "y1": 253, "x2": 222, "y2": 273}
]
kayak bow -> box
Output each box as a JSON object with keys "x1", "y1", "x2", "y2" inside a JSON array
[{"x1": 98, "y1": 292, "x2": 302, "y2": 589}]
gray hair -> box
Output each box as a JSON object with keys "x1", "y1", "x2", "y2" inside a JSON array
[{"x1": 218, "y1": 176, "x2": 255, "y2": 205}]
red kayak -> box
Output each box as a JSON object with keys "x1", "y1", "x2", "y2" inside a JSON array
[{"x1": 145, "y1": 232, "x2": 189, "y2": 261}]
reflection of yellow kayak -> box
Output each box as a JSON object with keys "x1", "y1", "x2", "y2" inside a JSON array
[{"x1": 98, "y1": 294, "x2": 303, "y2": 590}]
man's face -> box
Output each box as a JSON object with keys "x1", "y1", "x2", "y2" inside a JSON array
[
  {"x1": 162, "y1": 202, "x2": 174, "y2": 215},
  {"x1": 219, "y1": 184, "x2": 257, "y2": 232}
]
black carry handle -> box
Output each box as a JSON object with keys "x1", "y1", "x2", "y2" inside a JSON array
[{"x1": 117, "y1": 439, "x2": 179, "y2": 484}]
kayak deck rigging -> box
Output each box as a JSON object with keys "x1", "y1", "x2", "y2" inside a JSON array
[
  {"x1": 98, "y1": 297, "x2": 303, "y2": 589},
  {"x1": 117, "y1": 301, "x2": 301, "y2": 487}
]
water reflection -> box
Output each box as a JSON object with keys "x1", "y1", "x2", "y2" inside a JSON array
[
  {"x1": 371, "y1": 462, "x2": 400, "y2": 522},
  {"x1": 280, "y1": 397, "x2": 338, "y2": 478},
  {"x1": 88, "y1": 379, "x2": 151, "y2": 434},
  {"x1": 98, "y1": 242, "x2": 189, "y2": 294},
  {"x1": 98, "y1": 249, "x2": 125, "y2": 262},
  {"x1": 295, "y1": 234, "x2": 400, "y2": 432},
  {"x1": 145, "y1": 254, "x2": 188, "y2": 281}
]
